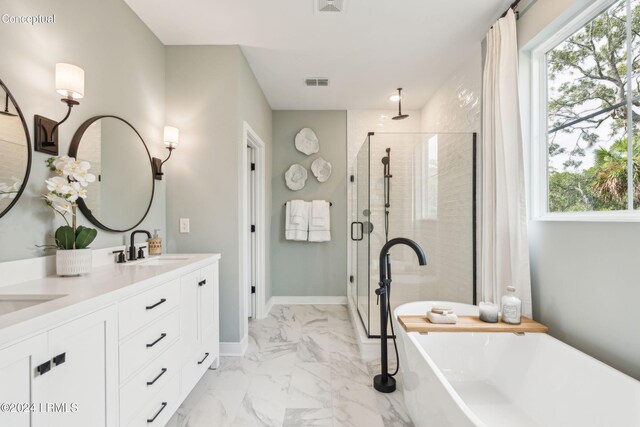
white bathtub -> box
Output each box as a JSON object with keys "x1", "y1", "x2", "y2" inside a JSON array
[{"x1": 393, "y1": 301, "x2": 640, "y2": 427}]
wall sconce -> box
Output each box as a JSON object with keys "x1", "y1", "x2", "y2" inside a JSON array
[
  {"x1": 34, "y1": 63, "x2": 85, "y2": 155},
  {"x1": 152, "y1": 126, "x2": 179, "y2": 180}
]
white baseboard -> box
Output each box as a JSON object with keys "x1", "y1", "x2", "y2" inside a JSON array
[
  {"x1": 265, "y1": 297, "x2": 274, "y2": 316},
  {"x1": 219, "y1": 333, "x2": 248, "y2": 357},
  {"x1": 270, "y1": 296, "x2": 348, "y2": 305}
]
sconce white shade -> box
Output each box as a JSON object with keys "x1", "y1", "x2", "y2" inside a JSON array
[
  {"x1": 55, "y1": 63, "x2": 85, "y2": 99},
  {"x1": 164, "y1": 126, "x2": 180, "y2": 148}
]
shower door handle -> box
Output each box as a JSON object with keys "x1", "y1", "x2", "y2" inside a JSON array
[{"x1": 351, "y1": 222, "x2": 364, "y2": 241}]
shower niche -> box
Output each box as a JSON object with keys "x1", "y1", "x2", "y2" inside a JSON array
[{"x1": 351, "y1": 132, "x2": 477, "y2": 337}]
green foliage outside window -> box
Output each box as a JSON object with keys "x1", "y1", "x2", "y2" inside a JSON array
[{"x1": 546, "y1": 0, "x2": 639, "y2": 212}]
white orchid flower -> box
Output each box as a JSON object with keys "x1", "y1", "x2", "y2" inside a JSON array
[
  {"x1": 46, "y1": 176, "x2": 71, "y2": 192},
  {"x1": 44, "y1": 156, "x2": 94, "y2": 224},
  {"x1": 70, "y1": 181, "x2": 87, "y2": 199},
  {"x1": 45, "y1": 176, "x2": 79, "y2": 201},
  {"x1": 0, "y1": 183, "x2": 11, "y2": 201},
  {"x1": 45, "y1": 192, "x2": 73, "y2": 216},
  {"x1": 52, "y1": 156, "x2": 73, "y2": 175},
  {"x1": 0, "y1": 178, "x2": 23, "y2": 201},
  {"x1": 70, "y1": 161, "x2": 95, "y2": 185}
]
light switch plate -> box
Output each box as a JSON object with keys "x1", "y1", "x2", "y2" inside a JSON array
[{"x1": 179, "y1": 218, "x2": 190, "y2": 233}]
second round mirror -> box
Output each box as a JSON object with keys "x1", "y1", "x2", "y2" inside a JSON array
[{"x1": 70, "y1": 115, "x2": 154, "y2": 232}]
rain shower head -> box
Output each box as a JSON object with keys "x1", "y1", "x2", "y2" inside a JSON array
[{"x1": 392, "y1": 88, "x2": 409, "y2": 120}]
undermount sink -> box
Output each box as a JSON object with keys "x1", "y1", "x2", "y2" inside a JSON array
[
  {"x1": 0, "y1": 294, "x2": 66, "y2": 317},
  {"x1": 124, "y1": 257, "x2": 188, "y2": 267}
]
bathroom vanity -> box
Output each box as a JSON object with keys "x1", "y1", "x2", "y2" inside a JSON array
[{"x1": 0, "y1": 250, "x2": 220, "y2": 427}]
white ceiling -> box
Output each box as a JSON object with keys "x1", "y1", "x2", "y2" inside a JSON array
[{"x1": 124, "y1": 0, "x2": 511, "y2": 110}]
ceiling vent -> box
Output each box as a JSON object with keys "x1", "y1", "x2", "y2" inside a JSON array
[
  {"x1": 315, "y1": 0, "x2": 345, "y2": 14},
  {"x1": 305, "y1": 78, "x2": 330, "y2": 87}
]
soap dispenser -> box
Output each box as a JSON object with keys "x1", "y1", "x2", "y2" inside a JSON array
[
  {"x1": 148, "y1": 229, "x2": 162, "y2": 255},
  {"x1": 501, "y1": 286, "x2": 522, "y2": 325}
]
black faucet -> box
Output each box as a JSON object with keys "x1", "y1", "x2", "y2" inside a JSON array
[
  {"x1": 374, "y1": 237, "x2": 427, "y2": 394},
  {"x1": 129, "y1": 230, "x2": 151, "y2": 261}
]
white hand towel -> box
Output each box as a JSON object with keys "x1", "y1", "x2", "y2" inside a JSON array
[
  {"x1": 289, "y1": 200, "x2": 307, "y2": 225},
  {"x1": 308, "y1": 200, "x2": 330, "y2": 242},
  {"x1": 311, "y1": 200, "x2": 330, "y2": 226},
  {"x1": 285, "y1": 201, "x2": 309, "y2": 241},
  {"x1": 427, "y1": 311, "x2": 458, "y2": 324}
]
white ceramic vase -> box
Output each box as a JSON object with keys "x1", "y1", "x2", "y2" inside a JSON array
[{"x1": 56, "y1": 249, "x2": 93, "y2": 276}]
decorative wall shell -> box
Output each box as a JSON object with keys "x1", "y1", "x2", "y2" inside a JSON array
[
  {"x1": 294, "y1": 128, "x2": 319, "y2": 155},
  {"x1": 311, "y1": 157, "x2": 332, "y2": 183},
  {"x1": 285, "y1": 164, "x2": 308, "y2": 191}
]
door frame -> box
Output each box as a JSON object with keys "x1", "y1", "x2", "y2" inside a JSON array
[{"x1": 240, "y1": 122, "x2": 267, "y2": 326}]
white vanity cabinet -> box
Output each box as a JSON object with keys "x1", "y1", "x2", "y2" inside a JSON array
[
  {"x1": 179, "y1": 262, "x2": 219, "y2": 401},
  {"x1": 0, "y1": 333, "x2": 48, "y2": 427},
  {"x1": 0, "y1": 253, "x2": 220, "y2": 427},
  {"x1": 0, "y1": 306, "x2": 117, "y2": 427}
]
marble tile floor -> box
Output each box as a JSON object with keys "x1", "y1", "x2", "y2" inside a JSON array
[{"x1": 167, "y1": 304, "x2": 414, "y2": 427}]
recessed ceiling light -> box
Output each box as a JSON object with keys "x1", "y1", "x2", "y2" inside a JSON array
[
  {"x1": 389, "y1": 94, "x2": 401, "y2": 102},
  {"x1": 380, "y1": 114, "x2": 387, "y2": 120}
]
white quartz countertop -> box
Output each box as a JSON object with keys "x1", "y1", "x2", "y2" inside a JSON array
[{"x1": 0, "y1": 253, "x2": 221, "y2": 348}]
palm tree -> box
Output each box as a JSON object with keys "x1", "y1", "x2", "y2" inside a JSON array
[{"x1": 590, "y1": 135, "x2": 640, "y2": 208}]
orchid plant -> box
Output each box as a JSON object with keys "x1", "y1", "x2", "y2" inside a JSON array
[{"x1": 44, "y1": 156, "x2": 98, "y2": 250}]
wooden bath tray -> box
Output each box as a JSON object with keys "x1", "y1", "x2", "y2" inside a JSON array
[{"x1": 398, "y1": 315, "x2": 548, "y2": 334}]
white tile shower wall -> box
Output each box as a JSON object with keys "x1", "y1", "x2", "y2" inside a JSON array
[{"x1": 420, "y1": 47, "x2": 482, "y2": 134}]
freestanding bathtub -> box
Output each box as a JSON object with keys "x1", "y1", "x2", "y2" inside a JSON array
[{"x1": 393, "y1": 301, "x2": 640, "y2": 427}]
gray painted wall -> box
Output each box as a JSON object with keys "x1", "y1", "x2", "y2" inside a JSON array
[
  {"x1": 519, "y1": 0, "x2": 640, "y2": 379},
  {"x1": 271, "y1": 111, "x2": 347, "y2": 297},
  {"x1": 164, "y1": 46, "x2": 272, "y2": 343},
  {"x1": 0, "y1": 0, "x2": 166, "y2": 262}
]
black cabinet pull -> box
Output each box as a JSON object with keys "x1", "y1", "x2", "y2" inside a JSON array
[
  {"x1": 146, "y1": 368, "x2": 167, "y2": 386},
  {"x1": 146, "y1": 402, "x2": 167, "y2": 423},
  {"x1": 53, "y1": 352, "x2": 66, "y2": 366},
  {"x1": 146, "y1": 298, "x2": 166, "y2": 310},
  {"x1": 198, "y1": 279, "x2": 206, "y2": 287},
  {"x1": 146, "y1": 333, "x2": 167, "y2": 348},
  {"x1": 36, "y1": 361, "x2": 51, "y2": 376},
  {"x1": 197, "y1": 352, "x2": 210, "y2": 365}
]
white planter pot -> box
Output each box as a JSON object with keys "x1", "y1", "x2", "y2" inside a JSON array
[{"x1": 56, "y1": 249, "x2": 93, "y2": 276}]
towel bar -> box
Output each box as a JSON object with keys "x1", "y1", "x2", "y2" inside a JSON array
[{"x1": 284, "y1": 202, "x2": 332, "y2": 207}]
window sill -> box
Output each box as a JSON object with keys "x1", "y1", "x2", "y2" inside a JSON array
[{"x1": 532, "y1": 212, "x2": 640, "y2": 222}]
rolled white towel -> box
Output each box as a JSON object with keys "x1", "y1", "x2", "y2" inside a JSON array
[{"x1": 427, "y1": 311, "x2": 458, "y2": 324}]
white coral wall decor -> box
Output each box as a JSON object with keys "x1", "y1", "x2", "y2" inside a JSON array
[
  {"x1": 285, "y1": 164, "x2": 308, "y2": 191},
  {"x1": 294, "y1": 128, "x2": 319, "y2": 155},
  {"x1": 311, "y1": 157, "x2": 332, "y2": 183}
]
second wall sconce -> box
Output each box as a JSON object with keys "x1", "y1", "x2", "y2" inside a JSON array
[
  {"x1": 153, "y1": 126, "x2": 179, "y2": 180},
  {"x1": 34, "y1": 63, "x2": 85, "y2": 155}
]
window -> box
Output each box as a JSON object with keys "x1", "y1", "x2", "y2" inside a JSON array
[{"x1": 532, "y1": 0, "x2": 639, "y2": 219}]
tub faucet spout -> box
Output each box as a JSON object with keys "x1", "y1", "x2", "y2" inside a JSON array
[{"x1": 374, "y1": 237, "x2": 427, "y2": 394}]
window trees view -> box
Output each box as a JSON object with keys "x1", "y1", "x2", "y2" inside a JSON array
[{"x1": 546, "y1": 0, "x2": 639, "y2": 213}]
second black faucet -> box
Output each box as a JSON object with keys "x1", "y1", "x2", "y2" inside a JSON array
[{"x1": 129, "y1": 230, "x2": 151, "y2": 261}]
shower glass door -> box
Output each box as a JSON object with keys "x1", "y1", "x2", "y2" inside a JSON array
[
  {"x1": 355, "y1": 135, "x2": 371, "y2": 334},
  {"x1": 353, "y1": 132, "x2": 476, "y2": 338}
]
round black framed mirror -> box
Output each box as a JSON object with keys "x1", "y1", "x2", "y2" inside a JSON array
[
  {"x1": 69, "y1": 115, "x2": 154, "y2": 232},
  {"x1": 0, "y1": 78, "x2": 32, "y2": 220}
]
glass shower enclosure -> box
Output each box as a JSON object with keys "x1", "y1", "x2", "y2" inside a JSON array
[{"x1": 351, "y1": 132, "x2": 477, "y2": 337}]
